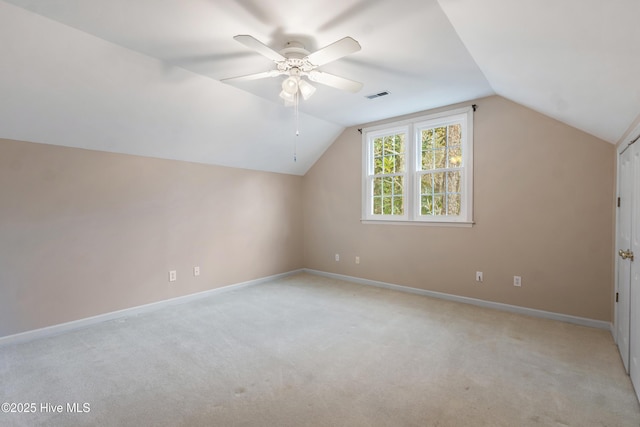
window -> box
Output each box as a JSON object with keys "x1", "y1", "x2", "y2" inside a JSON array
[
  {"x1": 362, "y1": 106, "x2": 473, "y2": 225},
  {"x1": 370, "y1": 127, "x2": 407, "y2": 217}
]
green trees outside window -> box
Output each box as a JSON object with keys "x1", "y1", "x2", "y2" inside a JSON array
[
  {"x1": 372, "y1": 133, "x2": 405, "y2": 215},
  {"x1": 420, "y1": 124, "x2": 462, "y2": 216}
]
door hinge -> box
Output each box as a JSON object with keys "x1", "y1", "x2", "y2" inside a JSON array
[
  {"x1": 616, "y1": 292, "x2": 619, "y2": 302},
  {"x1": 617, "y1": 197, "x2": 621, "y2": 207}
]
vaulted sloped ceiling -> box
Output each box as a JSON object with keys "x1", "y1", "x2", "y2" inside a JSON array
[
  {"x1": 438, "y1": 0, "x2": 640, "y2": 145},
  {"x1": 1, "y1": 0, "x2": 638, "y2": 175}
]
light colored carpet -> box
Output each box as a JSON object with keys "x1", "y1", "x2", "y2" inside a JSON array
[{"x1": 1, "y1": 272, "x2": 639, "y2": 426}]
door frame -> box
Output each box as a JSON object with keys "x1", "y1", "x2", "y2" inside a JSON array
[{"x1": 614, "y1": 124, "x2": 640, "y2": 371}]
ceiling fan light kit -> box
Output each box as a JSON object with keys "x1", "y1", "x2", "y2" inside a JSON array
[
  {"x1": 222, "y1": 35, "x2": 363, "y2": 104},
  {"x1": 280, "y1": 75, "x2": 316, "y2": 102},
  {"x1": 281, "y1": 75, "x2": 299, "y2": 95},
  {"x1": 297, "y1": 79, "x2": 316, "y2": 100}
]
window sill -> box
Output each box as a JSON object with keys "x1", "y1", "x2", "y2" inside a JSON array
[{"x1": 361, "y1": 220, "x2": 474, "y2": 227}]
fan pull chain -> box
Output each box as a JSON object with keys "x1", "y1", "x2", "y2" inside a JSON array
[{"x1": 293, "y1": 90, "x2": 299, "y2": 162}]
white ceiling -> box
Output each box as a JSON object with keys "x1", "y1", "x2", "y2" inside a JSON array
[{"x1": 1, "y1": 0, "x2": 639, "y2": 175}]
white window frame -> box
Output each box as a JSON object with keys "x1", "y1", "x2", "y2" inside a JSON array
[
  {"x1": 362, "y1": 125, "x2": 410, "y2": 221},
  {"x1": 362, "y1": 106, "x2": 474, "y2": 226}
]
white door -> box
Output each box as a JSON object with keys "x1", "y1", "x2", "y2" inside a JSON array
[
  {"x1": 628, "y1": 142, "x2": 640, "y2": 401},
  {"x1": 617, "y1": 146, "x2": 632, "y2": 372}
]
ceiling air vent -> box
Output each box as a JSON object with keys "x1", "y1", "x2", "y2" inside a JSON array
[{"x1": 365, "y1": 91, "x2": 390, "y2": 99}]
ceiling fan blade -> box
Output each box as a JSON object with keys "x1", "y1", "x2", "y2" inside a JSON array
[
  {"x1": 233, "y1": 35, "x2": 285, "y2": 62},
  {"x1": 308, "y1": 71, "x2": 363, "y2": 93},
  {"x1": 221, "y1": 69, "x2": 283, "y2": 82},
  {"x1": 305, "y1": 37, "x2": 361, "y2": 66}
]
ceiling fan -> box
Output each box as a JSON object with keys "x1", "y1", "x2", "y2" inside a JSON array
[{"x1": 222, "y1": 35, "x2": 363, "y2": 103}]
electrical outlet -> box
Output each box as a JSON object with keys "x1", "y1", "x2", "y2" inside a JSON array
[
  {"x1": 169, "y1": 270, "x2": 177, "y2": 282},
  {"x1": 355, "y1": 256, "x2": 360, "y2": 264},
  {"x1": 513, "y1": 276, "x2": 522, "y2": 287},
  {"x1": 193, "y1": 266, "x2": 200, "y2": 277},
  {"x1": 476, "y1": 271, "x2": 483, "y2": 282},
  {"x1": 335, "y1": 253, "x2": 340, "y2": 262}
]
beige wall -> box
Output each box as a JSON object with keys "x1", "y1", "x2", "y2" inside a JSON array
[
  {"x1": 0, "y1": 94, "x2": 616, "y2": 338},
  {"x1": 303, "y1": 95, "x2": 615, "y2": 321},
  {"x1": 0, "y1": 139, "x2": 303, "y2": 337}
]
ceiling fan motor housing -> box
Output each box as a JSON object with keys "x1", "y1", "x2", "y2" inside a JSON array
[
  {"x1": 280, "y1": 41, "x2": 310, "y2": 58},
  {"x1": 277, "y1": 41, "x2": 316, "y2": 74}
]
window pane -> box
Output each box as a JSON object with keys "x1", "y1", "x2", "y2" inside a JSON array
[
  {"x1": 373, "y1": 138, "x2": 383, "y2": 174},
  {"x1": 421, "y1": 174, "x2": 433, "y2": 194},
  {"x1": 373, "y1": 177, "x2": 382, "y2": 196},
  {"x1": 382, "y1": 196, "x2": 391, "y2": 215},
  {"x1": 393, "y1": 176, "x2": 404, "y2": 195},
  {"x1": 394, "y1": 134, "x2": 405, "y2": 154},
  {"x1": 422, "y1": 129, "x2": 433, "y2": 150},
  {"x1": 383, "y1": 136, "x2": 394, "y2": 155},
  {"x1": 395, "y1": 154, "x2": 404, "y2": 173},
  {"x1": 373, "y1": 196, "x2": 382, "y2": 215},
  {"x1": 373, "y1": 138, "x2": 383, "y2": 156},
  {"x1": 422, "y1": 150, "x2": 434, "y2": 170},
  {"x1": 421, "y1": 195, "x2": 433, "y2": 215},
  {"x1": 392, "y1": 196, "x2": 403, "y2": 215},
  {"x1": 448, "y1": 124, "x2": 462, "y2": 146},
  {"x1": 418, "y1": 167, "x2": 461, "y2": 217},
  {"x1": 374, "y1": 156, "x2": 383, "y2": 174},
  {"x1": 432, "y1": 194, "x2": 445, "y2": 215},
  {"x1": 447, "y1": 171, "x2": 461, "y2": 193},
  {"x1": 383, "y1": 177, "x2": 392, "y2": 195},
  {"x1": 386, "y1": 155, "x2": 394, "y2": 173},
  {"x1": 434, "y1": 148, "x2": 446, "y2": 169},
  {"x1": 373, "y1": 133, "x2": 405, "y2": 175},
  {"x1": 447, "y1": 193, "x2": 461, "y2": 215},
  {"x1": 422, "y1": 125, "x2": 464, "y2": 171},
  {"x1": 382, "y1": 155, "x2": 394, "y2": 173},
  {"x1": 447, "y1": 147, "x2": 462, "y2": 168},
  {"x1": 434, "y1": 127, "x2": 447, "y2": 147},
  {"x1": 433, "y1": 172, "x2": 445, "y2": 193},
  {"x1": 369, "y1": 174, "x2": 405, "y2": 216}
]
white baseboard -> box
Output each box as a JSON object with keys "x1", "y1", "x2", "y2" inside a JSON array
[
  {"x1": 0, "y1": 269, "x2": 303, "y2": 347},
  {"x1": 1, "y1": 268, "x2": 611, "y2": 347},
  {"x1": 304, "y1": 269, "x2": 612, "y2": 331}
]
